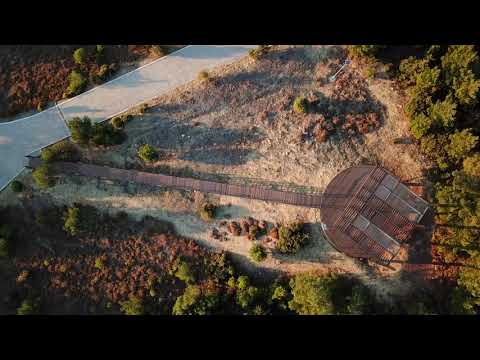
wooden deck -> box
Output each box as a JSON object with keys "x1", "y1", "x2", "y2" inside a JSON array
[{"x1": 28, "y1": 157, "x2": 323, "y2": 208}]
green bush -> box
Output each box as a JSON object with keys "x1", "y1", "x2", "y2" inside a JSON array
[
  {"x1": 249, "y1": 243, "x2": 267, "y2": 262},
  {"x1": 197, "y1": 202, "x2": 216, "y2": 222},
  {"x1": 198, "y1": 70, "x2": 210, "y2": 82},
  {"x1": 236, "y1": 284, "x2": 260, "y2": 310},
  {"x1": 288, "y1": 273, "x2": 335, "y2": 315},
  {"x1": 120, "y1": 296, "x2": 144, "y2": 315},
  {"x1": 111, "y1": 116, "x2": 128, "y2": 129},
  {"x1": 10, "y1": 180, "x2": 24, "y2": 193},
  {"x1": 73, "y1": 48, "x2": 87, "y2": 65},
  {"x1": 68, "y1": 116, "x2": 93, "y2": 145},
  {"x1": 63, "y1": 206, "x2": 81, "y2": 236},
  {"x1": 41, "y1": 141, "x2": 78, "y2": 163},
  {"x1": 137, "y1": 144, "x2": 158, "y2": 163},
  {"x1": 16, "y1": 298, "x2": 37, "y2": 315},
  {"x1": 172, "y1": 285, "x2": 220, "y2": 315},
  {"x1": 446, "y1": 129, "x2": 478, "y2": 164},
  {"x1": 428, "y1": 97, "x2": 457, "y2": 129},
  {"x1": 237, "y1": 275, "x2": 250, "y2": 290},
  {"x1": 91, "y1": 123, "x2": 126, "y2": 146},
  {"x1": 363, "y1": 65, "x2": 376, "y2": 79},
  {"x1": 398, "y1": 57, "x2": 430, "y2": 87},
  {"x1": 288, "y1": 273, "x2": 372, "y2": 315},
  {"x1": 276, "y1": 222, "x2": 309, "y2": 254},
  {"x1": 94, "y1": 257, "x2": 104, "y2": 270},
  {"x1": 347, "y1": 45, "x2": 381, "y2": 59},
  {"x1": 410, "y1": 113, "x2": 434, "y2": 140},
  {"x1": 173, "y1": 259, "x2": 195, "y2": 284},
  {"x1": 32, "y1": 164, "x2": 54, "y2": 189},
  {"x1": 463, "y1": 154, "x2": 480, "y2": 178},
  {"x1": 293, "y1": 96, "x2": 308, "y2": 114},
  {"x1": 64, "y1": 70, "x2": 87, "y2": 98},
  {"x1": 441, "y1": 45, "x2": 480, "y2": 106}
]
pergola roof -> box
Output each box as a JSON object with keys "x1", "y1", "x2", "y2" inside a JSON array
[{"x1": 320, "y1": 166, "x2": 429, "y2": 264}]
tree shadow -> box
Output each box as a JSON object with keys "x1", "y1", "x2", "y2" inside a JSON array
[{"x1": 126, "y1": 116, "x2": 264, "y2": 166}]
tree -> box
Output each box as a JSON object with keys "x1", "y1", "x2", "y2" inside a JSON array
[
  {"x1": 73, "y1": 48, "x2": 87, "y2": 65},
  {"x1": 172, "y1": 260, "x2": 195, "y2": 284},
  {"x1": 288, "y1": 273, "x2": 371, "y2": 315},
  {"x1": 64, "y1": 70, "x2": 87, "y2": 97},
  {"x1": 347, "y1": 45, "x2": 381, "y2": 59},
  {"x1": 120, "y1": 296, "x2": 144, "y2": 315},
  {"x1": 32, "y1": 164, "x2": 54, "y2": 188},
  {"x1": 428, "y1": 96, "x2": 457, "y2": 129},
  {"x1": 398, "y1": 57, "x2": 430, "y2": 87},
  {"x1": 276, "y1": 222, "x2": 309, "y2": 254},
  {"x1": 448, "y1": 287, "x2": 478, "y2": 315},
  {"x1": 441, "y1": 45, "x2": 480, "y2": 106},
  {"x1": 288, "y1": 273, "x2": 335, "y2": 315},
  {"x1": 410, "y1": 113, "x2": 434, "y2": 140},
  {"x1": 137, "y1": 144, "x2": 158, "y2": 163},
  {"x1": 172, "y1": 285, "x2": 220, "y2": 315},
  {"x1": 249, "y1": 243, "x2": 267, "y2": 262},
  {"x1": 446, "y1": 129, "x2": 478, "y2": 164},
  {"x1": 463, "y1": 154, "x2": 480, "y2": 178},
  {"x1": 458, "y1": 256, "x2": 480, "y2": 299},
  {"x1": 68, "y1": 116, "x2": 93, "y2": 145}
]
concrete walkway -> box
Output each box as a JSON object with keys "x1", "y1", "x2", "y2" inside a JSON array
[{"x1": 0, "y1": 45, "x2": 256, "y2": 191}]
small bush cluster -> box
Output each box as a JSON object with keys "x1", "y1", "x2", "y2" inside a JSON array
[
  {"x1": 198, "y1": 70, "x2": 210, "y2": 82},
  {"x1": 111, "y1": 115, "x2": 131, "y2": 129},
  {"x1": 249, "y1": 243, "x2": 267, "y2": 262},
  {"x1": 293, "y1": 96, "x2": 308, "y2": 114},
  {"x1": 73, "y1": 48, "x2": 87, "y2": 65},
  {"x1": 198, "y1": 202, "x2": 217, "y2": 222},
  {"x1": 41, "y1": 140, "x2": 78, "y2": 163},
  {"x1": 120, "y1": 295, "x2": 145, "y2": 315},
  {"x1": 68, "y1": 116, "x2": 126, "y2": 147},
  {"x1": 137, "y1": 144, "x2": 158, "y2": 163},
  {"x1": 32, "y1": 164, "x2": 54, "y2": 189},
  {"x1": 276, "y1": 222, "x2": 309, "y2": 254},
  {"x1": 91, "y1": 64, "x2": 116, "y2": 84}
]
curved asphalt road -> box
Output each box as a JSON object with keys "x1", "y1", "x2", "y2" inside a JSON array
[{"x1": 0, "y1": 45, "x2": 256, "y2": 191}]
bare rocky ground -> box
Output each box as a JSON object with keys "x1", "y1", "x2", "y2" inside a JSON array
[{"x1": 2, "y1": 45, "x2": 429, "y2": 304}]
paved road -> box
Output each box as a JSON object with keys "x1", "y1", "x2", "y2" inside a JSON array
[{"x1": 0, "y1": 45, "x2": 256, "y2": 191}]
